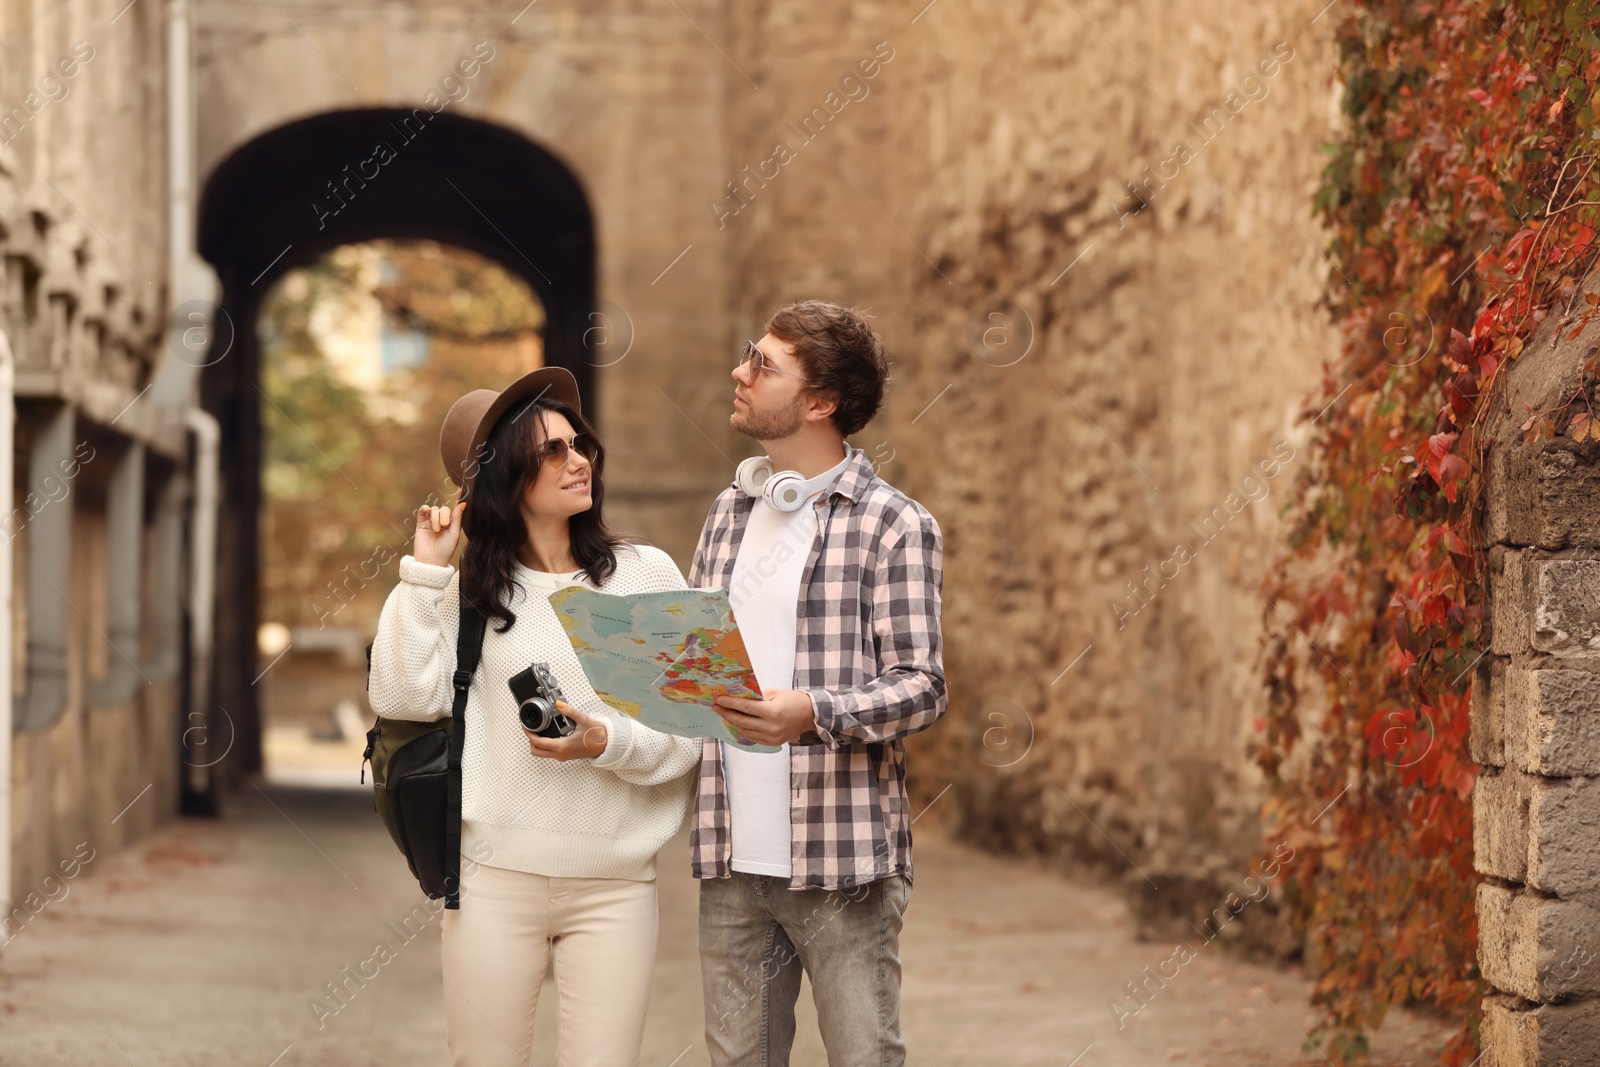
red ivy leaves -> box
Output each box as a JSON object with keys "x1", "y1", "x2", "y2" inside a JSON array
[
  {"x1": 1426, "y1": 433, "x2": 1465, "y2": 501},
  {"x1": 1257, "y1": 3, "x2": 1600, "y2": 1064}
]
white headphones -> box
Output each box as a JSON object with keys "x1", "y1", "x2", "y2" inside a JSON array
[{"x1": 732, "y1": 447, "x2": 844, "y2": 515}]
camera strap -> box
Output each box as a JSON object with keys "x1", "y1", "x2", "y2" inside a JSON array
[{"x1": 445, "y1": 590, "x2": 489, "y2": 909}]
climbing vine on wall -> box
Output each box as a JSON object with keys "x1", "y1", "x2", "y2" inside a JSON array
[{"x1": 1256, "y1": 2, "x2": 1600, "y2": 1062}]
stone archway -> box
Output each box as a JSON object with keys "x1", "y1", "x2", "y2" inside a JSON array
[{"x1": 193, "y1": 109, "x2": 597, "y2": 808}]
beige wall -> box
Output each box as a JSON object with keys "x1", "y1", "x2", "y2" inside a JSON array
[
  {"x1": 0, "y1": 1, "x2": 167, "y2": 313},
  {"x1": 720, "y1": 0, "x2": 1343, "y2": 894},
  {"x1": 0, "y1": 0, "x2": 168, "y2": 378},
  {"x1": 3, "y1": 0, "x2": 174, "y2": 907},
  {"x1": 10, "y1": 684, "x2": 181, "y2": 920}
]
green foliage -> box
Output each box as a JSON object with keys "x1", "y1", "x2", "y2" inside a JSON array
[{"x1": 258, "y1": 240, "x2": 544, "y2": 633}]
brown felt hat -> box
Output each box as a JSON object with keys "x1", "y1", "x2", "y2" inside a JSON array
[{"x1": 439, "y1": 366, "x2": 583, "y2": 502}]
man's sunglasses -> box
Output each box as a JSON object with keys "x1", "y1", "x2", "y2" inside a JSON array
[
  {"x1": 536, "y1": 432, "x2": 599, "y2": 467},
  {"x1": 738, "y1": 340, "x2": 811, "y2": 382}
]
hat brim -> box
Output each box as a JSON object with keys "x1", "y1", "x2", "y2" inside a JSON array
[{"x1": 452, "y1": 366, "x2": 583, "y2": 500}]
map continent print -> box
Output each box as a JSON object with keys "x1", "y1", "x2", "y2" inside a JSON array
[{"x1": 548, "y1": 586, "x2": 776, "y2": 751}]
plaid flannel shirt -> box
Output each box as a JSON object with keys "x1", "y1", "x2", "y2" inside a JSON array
[{"x1": 688, "y1": 446, "x2": 947, "y2": 891}]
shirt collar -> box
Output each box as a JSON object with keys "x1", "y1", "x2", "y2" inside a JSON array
[
  {"x1": 823, "y1": 443, "x2": 878, "y2": 504},
  {"x1": 798, "y1": 444, "x2": 855, "y2": 501}
]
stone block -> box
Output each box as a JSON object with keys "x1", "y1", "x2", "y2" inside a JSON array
[
  {"x1": 1476, "y1": 768, "x2": 1533, "y2": 882},
  {"x1": 1536, "y1": 442, "x2": 1600, "y2": 551},
  {"x1": 1473, "y1": 655, "x2": 1507, "y2": 768},
  {"x1": 1487, "y1": 441, "x2": 1600, "y2": 551},
  {"x1": 1478, "y1": 883, "x2": 1517, "y2": 994},
  {"x1": 1491, "y1": 548, "x2": 1533, "y2": 656},
  {"x1": 1478, "y1": 884, "x2": 1600, "y2": 1001},
  {"x1": 1534, "y1": 559, "x2": 1600, "y2": 656},
  {"x1": 1528, "y1": 774, "x2": 1600, "y2": 900},
  {"x1": 1477, "y1": 767, "x2": 1600, "y2": 898},
  {"x1": 1483, "y1": 442, "x2": 1527, "y2": 548},
  {"x1": 1504, "y1": 663, "x2": 1600, "y2": 777},
  {"x1": 1482, "y1": 993, "x2": 1600, "y2": 1067}
]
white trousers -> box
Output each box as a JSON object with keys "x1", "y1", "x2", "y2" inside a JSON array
[{"x1": 440, "y1": 857, "x2": 659, "y2": 1067}]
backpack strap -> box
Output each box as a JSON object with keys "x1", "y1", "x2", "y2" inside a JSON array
[{"x1": 445, "y1": 590, "x2": 488, "y2": 909}]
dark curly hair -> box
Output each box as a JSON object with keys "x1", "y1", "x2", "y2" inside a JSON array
[
  {"x1": 458, "y1": 396, "x2": 624, "y2": 634},
  {"x1": 765, "y1": 301, "x2": 889, "y2": 436}
]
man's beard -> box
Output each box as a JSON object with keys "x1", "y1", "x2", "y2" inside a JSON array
[{"x1": 731, "y1": 393, "x2": 805, "y2": 441}]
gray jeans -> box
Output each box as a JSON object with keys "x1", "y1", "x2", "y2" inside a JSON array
[{"x1": 698, "y1": 870, "x2": 911, "y2": 1067}]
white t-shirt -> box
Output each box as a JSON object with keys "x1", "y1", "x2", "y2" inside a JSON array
[{"x1": 722, "y1": 448, "x2": 852, "y2": 877}]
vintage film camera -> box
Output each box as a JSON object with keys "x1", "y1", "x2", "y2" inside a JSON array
[{"x1": 507, "y1": 662, "x2": 577, "y2": 739}]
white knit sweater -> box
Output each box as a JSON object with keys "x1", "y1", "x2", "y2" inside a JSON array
[{"x1": 367, "y1": 543, "x2": 702, "y2": 881}]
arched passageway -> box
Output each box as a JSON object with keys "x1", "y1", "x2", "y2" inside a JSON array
[{"x1": 193, "y1": 110, "x2": 596, "y2": 808}]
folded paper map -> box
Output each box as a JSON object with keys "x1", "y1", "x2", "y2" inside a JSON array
[{"x1": 548, "y1": 586, "x2": 778, "y2": 752}]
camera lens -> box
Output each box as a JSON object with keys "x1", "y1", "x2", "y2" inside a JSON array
[{"x1": 519, "y1": 697, "x2": 556, "y2": 733}]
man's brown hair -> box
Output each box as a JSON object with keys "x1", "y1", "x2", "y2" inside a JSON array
[{"x1": 765, "y1": 300, "x2": 889, "y2": 436}]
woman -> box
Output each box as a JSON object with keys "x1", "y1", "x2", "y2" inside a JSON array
[{"x1": 366, "y1": 367, "x2": 701, "y2": 1067}]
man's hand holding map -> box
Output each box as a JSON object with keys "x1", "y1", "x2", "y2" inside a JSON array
[{"x1": 548, "y1": 586, "x2": 780, "y2": 753}]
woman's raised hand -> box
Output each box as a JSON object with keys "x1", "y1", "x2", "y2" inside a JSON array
[{"x1": 413, "y1": 496, "x2": 466, "y2": 566}]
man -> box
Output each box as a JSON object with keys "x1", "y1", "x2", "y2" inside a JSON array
[{"x1": 689, "y1": 299, "x2": 947, "y2": 1066}]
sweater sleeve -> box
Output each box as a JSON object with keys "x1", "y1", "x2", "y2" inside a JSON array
[
  {"x1": 589, "y1": 545, "x2": 704, "y2": 787},
  {"x1": 367, "y1": 554, "x2": 461, "y2": 722}
]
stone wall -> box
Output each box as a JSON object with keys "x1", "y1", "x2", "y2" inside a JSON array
[
  {"x1": 1475, "y1": 277, "x2": 1600, "y2": 1063},
  {"x1": 1, "y1": 0, "x2": 183, "y2": 908},
  {"x1": 718, "y1": 0, "x2": 1343, "y2": 922}
]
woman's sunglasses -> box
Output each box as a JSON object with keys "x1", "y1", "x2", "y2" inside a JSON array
[{"x1": 536, "y1": 432, "x2": 599, "y2": 468}]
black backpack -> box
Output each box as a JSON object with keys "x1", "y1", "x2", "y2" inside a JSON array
[{"x1": 361, "y1": 590, "x2": 488, "y2": 909}]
